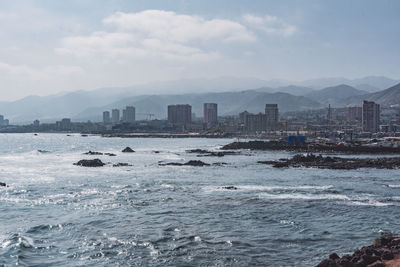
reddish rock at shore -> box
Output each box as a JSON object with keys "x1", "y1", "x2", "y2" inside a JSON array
[{"x1": 316, "y1": 233, "x2": 400, "y2": 267}]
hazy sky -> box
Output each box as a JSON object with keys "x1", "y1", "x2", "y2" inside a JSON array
[{"x1": 0, "y1": 0, "x2": 399, "y2": 101}]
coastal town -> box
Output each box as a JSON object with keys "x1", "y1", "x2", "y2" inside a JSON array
[{"x1": 1, "y1": 97, "x2": 400, "y2": 151}]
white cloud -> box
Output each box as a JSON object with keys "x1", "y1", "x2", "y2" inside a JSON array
[
  {"x1": 56, "y1": 10, "x2": 255, "y2": 61},
  {"x1": 243, "y1": 14, "x2": 296, "y2": 37},
  {"x1": 0, "y1": 62, "x2": 84, "y2": 80}
]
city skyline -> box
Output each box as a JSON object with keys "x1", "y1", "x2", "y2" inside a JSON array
[{"x1": 0, "y1": 0, "x2": 399, "y2": 101}]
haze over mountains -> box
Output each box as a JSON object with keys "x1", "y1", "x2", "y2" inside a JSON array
[{"x1": 0, "y1": 76, "x2": 399, "y2": 124}]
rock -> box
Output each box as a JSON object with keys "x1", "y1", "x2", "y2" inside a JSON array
[
  {"x1": 74, "y1": 159, "x2": 105, "y2": 167},
  {"x1": 83, "y1": 151, "x2": 103, "y2": 155},
  {"x1": 81, "y1": 134, "x2": 88, "y2": 137},
  {"x1": 368, "y1": 261, "x2": 385, "y2": 267},
  {"x1": 316, "y1": 233, "x2": 400, "y2": 267},
  {"x1": 329, "y1": 253, "x2": 340, "y2": 260},
  {"x1": 0, "y1": 182, "x2": 6, "y2": 187},
  {"x1": 159, "y1": 160, "x2": 210, "y2": 167},
  {"x1": 104, "y1": 153, "x2": 117, "y2": 156},
  {"x1": 184, "y1": 160, "x2": 210, "y2": 166},
  {"x1": 122, "y1": 147, "x2": 135, "y2": 153},
  {"x1": 153, "y1": 151, "x2": 160, "y2": 154},
  {"x1": 222, "y1": 186, "x2": 238, "y2": 190},
  {"x1": 113, "y1": 163, "x2": 132, "y2": 167}
]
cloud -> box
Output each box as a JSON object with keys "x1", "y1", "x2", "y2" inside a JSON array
[
  {"x1": 0, "y1": 62, "x2": 84, "y2": 80},
  {"x1": 56, "y1": 10, "x2": 255, "y2": 61},
  {"x1": 243, "y1": 14, "x2": 296, "y2": 37},
  {"x1": 103, "y1": 10, "x2": 255, "y2": 43}
]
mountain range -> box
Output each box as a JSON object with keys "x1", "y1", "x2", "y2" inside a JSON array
[{"x1": 0, "y1": 76, "x2": 399, "y2": 124}]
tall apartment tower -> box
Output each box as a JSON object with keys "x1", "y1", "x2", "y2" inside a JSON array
[
  {"x1": 103, "y1": 111, "x2": 110, "y2": 124},
  {"x1": 111, "y1": 109, "x2": 120, "y2": 124},
  {"x1": 122, "y1": 106, "x2": 135, "y2": 123},
  {"x1": 168, "y1": 104, "x2": 192, "y2": 129},
  {"x1": 265, "y1": 104, "x2": 279, "y2": 129},
  {"x1": 346, "y1": 106, "x2": 362, "y2": 122},
  {"x1": 362, "y1": 100, "x2": 380, "y2": 133},
  {"x1": 203, "y1": 103, "x2": 218, "y2": 128}
]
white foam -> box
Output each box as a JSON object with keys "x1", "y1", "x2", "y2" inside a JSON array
[{"x1": 259, "y1": 192, "x2": 350, "y2": 200}]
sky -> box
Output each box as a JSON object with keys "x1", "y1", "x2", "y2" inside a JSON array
[{"x1": 0, "y1": 0, "x2": 399, "y2": 101}]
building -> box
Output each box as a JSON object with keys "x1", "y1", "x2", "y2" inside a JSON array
[
  {"x1": 122, "y1": 106, "x2": 135, "y2": 123},
  {"x1": 245, "y1": 113, "x2": 268, "y2": 132},
  {"x1": 168, "y1": 104, "x2": 192, "y2": 129},
  {"x1": 103, "y1": 111, "x2": 111, "y2": 124},
  {"x1": 0, "y1": 115, "x2": 3, "y2": 126},
  {"x1": 362, "y1": 100, "x2": 380, "y2": 133},
  {"x1": 346, "y1": 106, "x2": 362, "y2": 122},
  {"x1": 33, "y1": 120, "x2": 40, "y2": 127},
  {"x1": 203, "y1": 103, "x2": 218, "y2": 128},
  {"x1": 265, "y1": 104, "x2": 279, "y2": 129},
  {"x1": 111, "y1": 109, "x2": 120, "y2": 124}
]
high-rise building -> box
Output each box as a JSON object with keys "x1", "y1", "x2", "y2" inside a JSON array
[
  {"x1": 60, "y1": 118, "x2": 71, "y2": 131},
  {"x1": 265, "y1": 104, "x2": 279, "y2": 130},
  {"x1": 245, "y1": 113, "x2": 268, "y2": 132},
  {"x1": 168, "y1": 104, "x2": 192, "y2": 129},
  {"x1": 122, "y1": 106, "x2": 135, "y2": 123},
  {"x1": 362, "y1": 100, "x2": 380, "y2": 133},
  {"x1": 346, "y1": 106, "x2": 362, "y2": 122},
  {"x1": 103, "y1": 111, "x2": 110, "y2": 124},
  {"x1": 33, "y1": 120, "x2": 40, "y2": 127},
  {"x1": 203, "y1": 103, "x2": 218, "y2": 128},
  {"x1": 0, "y1": 115, "x2": 4, "y2": 126},
  {"x1": 111, "y1": 109, "x2": 120, "y2": 124}
]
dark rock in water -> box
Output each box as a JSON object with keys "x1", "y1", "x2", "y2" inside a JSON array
[
  {"x1": 159, "y1": 160, "x2": 210, "y2": 167},
  {"x1": 186, "y1": 149, "x2": 240, "y2": 157},
  {"x1": 153, "y1": 151, "x2": 160, "y2": 154},
  {"x1": 81, "y1": 134, "x2": 88, "y2": 137},
  {"x1": 74, "y1": 159, "x2": 105, "y2": 167},
  {"x1": 0, "y1": 182, "x2": 6, "y2": 187},
  {"x1": 105, "y1": 153, "x2": 117, "y2": 156},
  {"x1": 37, "y1": 150, "x2": 50, "y2": 153},
  {"x1": 34, "y1": 133, "x2": 38, "y2": 136},
  {"x1": 212, "y1": 162, "x2": 229, "y2": 166},
  {"x1": 222, "y1": 186, "x2": 238, "y2": 190},
  {"x1": 259, "y1": 153, "x2": 400, "y2": 170},
  {"x1": 316, "y1": 233, "x2": 400, "y2": 267},
  {"x1": 113, "y1": 163, "x2": 132, "y2": 167},
  {"x1": 122, "y1": 147, "x2": 135, "y2": 153},
  {"x1": 83, "y1": 151, "x2": 103, "y2": 155}
]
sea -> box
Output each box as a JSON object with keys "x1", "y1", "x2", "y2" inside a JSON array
[{"x1": 0, "y1": 133, "x2": 399, "y2": 266}]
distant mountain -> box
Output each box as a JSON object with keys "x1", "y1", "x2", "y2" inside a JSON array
[
  {"x1": 1, "y1": 76, "x2": 398, "y2": 123},
  {"x1": 74, "y1": 91, "x2": 321, "y2": 121},
  {"x1": 299, "y1": 76, "x2": 399, "y2": 91},
  {"x1": 0, "y1": 90, "x2": 132, "y2": 124},
  {"x1": 344, "y1": 83, "x2": 400, "y2": 107},
  {"x1": 305, "y1": 84, "x2": 367, "y2": 106},
  {"x1": 255, "y1": 85, "x2": 315, "y2": 96}
]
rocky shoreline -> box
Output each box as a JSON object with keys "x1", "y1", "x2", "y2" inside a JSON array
[
  {"x1": 222, "y1": 141, "x2": 400, "y2": 154},
  {"x1": 258, "y1": 154, "x2": 400, "y2": 170},
  {"x1": 317, "y1": 233, "x2": 400, "y2": 267}
]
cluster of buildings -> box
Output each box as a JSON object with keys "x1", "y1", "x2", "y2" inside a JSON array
[
  {"x1": 0, "y1": 115, "x2": 9, "y2": 127},
  {"x1": 103, "y1": 106, "x2": 136, "y2": 125}
]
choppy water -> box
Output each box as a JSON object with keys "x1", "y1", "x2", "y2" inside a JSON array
[{"x1": 0, "y1": 134, "x2": 399, "y2": 266}]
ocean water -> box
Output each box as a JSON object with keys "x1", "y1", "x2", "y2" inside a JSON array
[{"x1": 0, "y1": 133, "x2": 399, "y2": 266}]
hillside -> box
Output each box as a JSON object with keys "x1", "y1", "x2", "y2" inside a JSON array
[{"x1": 305, "y1": 84, "x2": 367, "y2": 106}]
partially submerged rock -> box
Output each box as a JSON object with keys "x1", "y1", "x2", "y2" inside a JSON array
[
  {"x1": 316, "y1": 233, "x2": 400, "y2": 267},
  {"x1": 74, "y1": 159, "x2": 105, "y2": 167},
  {"x1": 159, "y1": 160, "x2": 210, "y2": 167},
  {"x1": 113, "y1": 163, "x2": 132, "y2": 167},
  {"x1": 222, "y1": 186, "x2": 238, "y2": 190},
  {"x1": 105, "y1": 153, "x2": 117, "y2": 156},
  {"x1": 122, "y1": 147, "x2": 135, "y2": 153},
  {"x1": 186, "y1": 149, "x2": 240, "y2": 157},
  {"x1": 259, "y1": 154, "x2": 400, "y2": 170},
  {"x1": 0, "y1": 182, "x2": 6, "y2": 187},
  {"x1": 83, "y1": 151, "x2": 103, "y2": 155}
]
